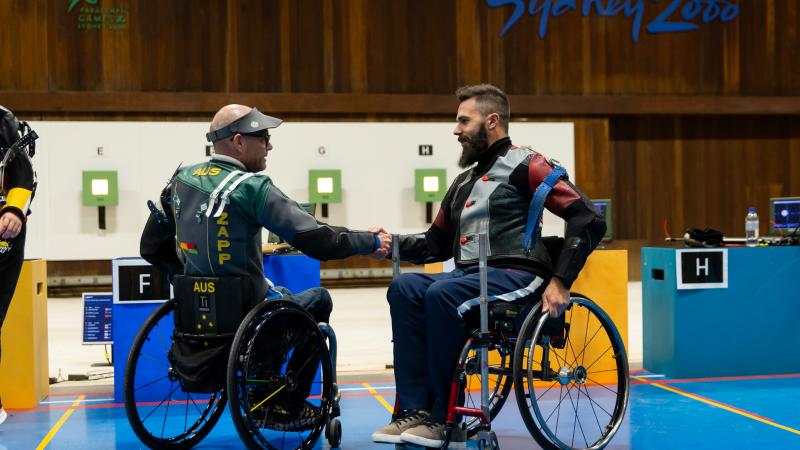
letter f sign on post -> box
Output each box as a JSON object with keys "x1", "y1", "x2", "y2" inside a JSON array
[
  {"x1": 139, "y1": 273, "x2": 151, "y2": 294},
  {"x1": 677, "y1": 249, "x2": 727, "y2": 290}
]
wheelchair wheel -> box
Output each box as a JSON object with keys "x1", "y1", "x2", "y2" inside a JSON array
[
  {"x1": 513, "y1": 295, "x2": 629, "y2": 450},
  {"x1": 227, "y1": 300, "x2": 333, "y2": 450},
  {"x1": 124, "y1": 299, "x2": 227, "y2": 449},
  {"x1": 459, "y1": 336, "x2": 514, "y2": 437}
]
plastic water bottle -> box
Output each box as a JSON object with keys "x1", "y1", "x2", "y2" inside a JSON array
[{"x1": 745, "y1": 207, "x2": 759, "y2": 247}]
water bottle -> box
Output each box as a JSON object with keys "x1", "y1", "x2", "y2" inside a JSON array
[{"x1": 745, "y1": 207, "x2": 759, "y2": 247}]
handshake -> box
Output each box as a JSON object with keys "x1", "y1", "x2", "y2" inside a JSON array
[{"x1": 369, "y1": 226, "x2": 392, "y2": 259}]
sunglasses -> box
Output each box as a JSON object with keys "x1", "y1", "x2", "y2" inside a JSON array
[{"x1": 239, "y1": 131, "x2": 271, "y2": 144}]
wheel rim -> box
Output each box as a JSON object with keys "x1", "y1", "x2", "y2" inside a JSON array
[
  {"x1": 521, "y1": 298, "x2": 629, "y2": 450},
  {"x1": 231, "y1": 305, "x2": 331, "y2": 449},
  {"x1": 124, "y1": 300, "x2": 226, "y2": 447}
]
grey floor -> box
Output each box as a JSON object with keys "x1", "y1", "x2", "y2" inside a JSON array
[{"x1": 46, "y1": 283, "x2": 643, "y2": 383}]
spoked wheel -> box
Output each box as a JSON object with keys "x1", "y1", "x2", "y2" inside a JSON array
[
  {"x1": 124, "y1": 299, "x2": 227, "y2": 449},
  {"x1": 459, "y1": 336, "x2": 514, "y2": 437},
  {"x1": 227, "y1": 300, "x2": 333, "y2": 450},
  {"x1": 513, "y1": 296, "x2": 629, "y2": 450}
]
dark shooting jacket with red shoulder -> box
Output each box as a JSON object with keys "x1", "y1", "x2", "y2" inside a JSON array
[{"x1": 396, "y1": 137, "x2": 606, "y2": 288}]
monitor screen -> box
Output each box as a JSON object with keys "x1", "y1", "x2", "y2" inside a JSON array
[
  {"x1": 770, "y1": 197, "x2": 800, "y2": 233},
  {"x1": 591, "y1": 199, "x2": 612, "y2": 241}
]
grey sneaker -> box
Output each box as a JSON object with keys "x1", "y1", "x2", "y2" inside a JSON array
[
  {"x1": 400, "y1": 420, "x2": 466, "y2": 448},
  {"x1": 371, "y1": 410, "x2": 430, "y2": 444}
]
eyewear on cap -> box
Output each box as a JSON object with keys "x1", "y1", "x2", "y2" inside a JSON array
[{"x1": 238, "y1": 131, "x2": 271, "y2": 144}]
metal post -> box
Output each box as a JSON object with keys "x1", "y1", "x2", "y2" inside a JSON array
[
  {"x1": 392, "y1": 234, "x2": 400, "y2": 278},
  {"x1": 478, "y1": 232, "x2": 490, "y2": 420}
]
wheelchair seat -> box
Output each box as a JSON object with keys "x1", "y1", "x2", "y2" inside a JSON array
[
  {"x1": 168, "y1": 275, "x2": 256, "y2": 393},
  {"x1": 172, "y1": 274, "x2": 256, "y2": 341}
]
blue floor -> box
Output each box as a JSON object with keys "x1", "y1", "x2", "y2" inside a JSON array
[{"x1": 1, "y1": 373, "x2": 799, "y2": 449}]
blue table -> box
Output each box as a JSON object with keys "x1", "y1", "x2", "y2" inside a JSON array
[
  {"x1": 642, "y1": 246, "x2": 800, "y2": 378},
  {"x1": 112, "y1": 254, "x2": 321, "y2": 402}
]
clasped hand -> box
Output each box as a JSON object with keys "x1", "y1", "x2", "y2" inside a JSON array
[{"x1": 369, "y1": 226, "x2": 392, "y2": 259}]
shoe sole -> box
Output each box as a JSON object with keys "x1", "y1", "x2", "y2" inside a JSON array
[
  {"x1": 371, "y1": 432, "x2": 404, "y2": 444},
  {"x1": 400, "y1": 433, "x2": 466, "y2": 448}
]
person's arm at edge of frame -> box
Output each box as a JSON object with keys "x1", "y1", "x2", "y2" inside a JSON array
[
  {"x1": 528, "y1": 154, "x2": 607, "y2": 317},
  {"x1": 0, "y1": 150, "x2": 34, "y2": 239}
]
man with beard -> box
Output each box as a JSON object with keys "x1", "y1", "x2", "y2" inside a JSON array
[{"x1": 371, "y1": 84, "x2": 606, "y2": 448}]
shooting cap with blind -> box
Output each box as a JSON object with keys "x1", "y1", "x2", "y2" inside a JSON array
[{"x1": 205, "y1": 108, "x2": 283, "y2": 143}]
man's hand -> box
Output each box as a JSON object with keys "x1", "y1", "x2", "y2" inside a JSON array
[
  {"x1": 541, "y1": 276, "x2": 570, "y2": 318},
  {"x1": 0, "y1": 212, "x2": 22, "y2": 239},
  {"x1": 369, "y1": 227, "x2": 392, "y2": 259}
]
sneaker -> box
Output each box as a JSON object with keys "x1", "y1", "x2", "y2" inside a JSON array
[
  {"x1": 371, "y1": 410, "x2": 430, "y2": 444},
  {"x1": 263, "y1": 401, "x2": 320, "y2": 432},
  {"x1": 0, "y1": 408, "x2": 7, "y2": 425},
  {"x1": 400, "y1": 419, "x2": 466, "y2": 448}
]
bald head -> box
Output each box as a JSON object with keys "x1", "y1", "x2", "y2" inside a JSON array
[{"x1": 210, "y1": 104, "x2": 252, "y2": 153}]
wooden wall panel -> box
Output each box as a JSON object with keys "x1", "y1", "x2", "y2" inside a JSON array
[
  {"x1": 287, "y1": 0, "x2": 325, "y2": 93},
  {"x1": 1, "y1": 0, "x2": 796, "y2": 97},
  {"x1": 231, "y1": 0, "x2": 282, "y2": 92},
  {"x1": 610, "y1": 115, "x2": 800, "y2": 242},
  {"x1": 48, "y1": 0, "x2": 104, "y2": 91},
  {"x1": 0, "y1": 0, "x2": 798, "y2": 283},
  {"x1": 0, "y1": 0, "x2": 49, "y2": 91}
]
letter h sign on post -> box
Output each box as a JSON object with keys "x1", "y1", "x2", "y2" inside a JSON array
[{"x1": 676, "y1": 249, "x2": 728, "y2": 290}]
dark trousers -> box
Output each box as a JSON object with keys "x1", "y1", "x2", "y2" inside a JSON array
[
  {"x1": 388, "y1": 266, "x2": 546, "y2": 421},
  {"x1": 0, "y1": 223, "x2": 26, "y2": 409}
]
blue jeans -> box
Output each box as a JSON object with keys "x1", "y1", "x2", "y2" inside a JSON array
[{"x1": 387, "y1": 266, "x2": 547, "y2": 421}]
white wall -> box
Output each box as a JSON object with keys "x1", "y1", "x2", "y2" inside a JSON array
[{"x1": 25, "y1": 121, "x2": 574, "y2": 260}]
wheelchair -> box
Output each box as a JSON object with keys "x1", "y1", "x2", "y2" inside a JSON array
[
  {"x1": 392, "y1": 235, "x2": 629, "y2": 450},
  {"x1": 123, "y1": 277, "x2": 343, "y2": 450}
]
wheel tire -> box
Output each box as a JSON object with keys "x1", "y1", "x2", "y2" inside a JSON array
[
  {"x1": 513, "y1": 295, "x2": 629, "y2": 450},
  {"x1": 327, "y1": 417, "x2": 342, "y2": 447},
  {"x1": 227, "y1": 300, "x2": 333, "y2": 450},
  {"x1": 124, "y1": 299, "x2": 227, "y2": 449}
]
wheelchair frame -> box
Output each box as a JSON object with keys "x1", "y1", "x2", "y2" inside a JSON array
[
  {"x1": 391, "y1": 233, "x2": 629, "y2": 450},
  {"x1": 124, "y1": 295, "x2": 343, "y2": 450}
]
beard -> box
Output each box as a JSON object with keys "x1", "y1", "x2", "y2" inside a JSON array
[{"x1": 458, "y1": 124, "x2": 489, "y2": 168}]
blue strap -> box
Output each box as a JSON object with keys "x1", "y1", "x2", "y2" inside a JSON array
[
  {"x1": 523, "y1": 166, "x2": 567, "y2": 254},
  {"x1": 266, "y1": 288, "x2": 284, "y2": 299}
]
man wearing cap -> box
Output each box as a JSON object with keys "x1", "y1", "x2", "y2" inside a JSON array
[
  {"x1": 140, "y1": 104, "x2": 391, "y2": 428},
  {"x1": 0, "y1": 106, "x2": 38, "y2": 426}
]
